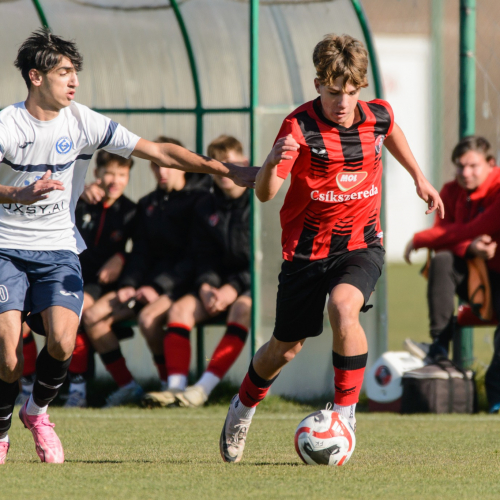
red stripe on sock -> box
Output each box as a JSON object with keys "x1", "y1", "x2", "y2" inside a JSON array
[
  {"x1": 238, "y1": 373, "x2": 270, "y2": 408},
  {"x1": 105, "y1": 357, "x2": 133, "y2": 387},
  {"x1": 69, "y1": 332, "x2": 90, "y2": 374},
  {"x1": 206, "y1": 331, "x2": 246, "y2": 379},
  {"x1": 164, "y1": 327, "x2": 191, "y2": 376},
  {"x1": 333, "y1": 366, "x2": 365, "y2": 406},
  {"x1": 22, "y1": 333, "x2": 37, "y2": 377}
]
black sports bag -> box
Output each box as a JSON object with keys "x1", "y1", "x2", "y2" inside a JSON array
[{"x1": 401, "y1": 358, "x2": 476, "y2": 414}]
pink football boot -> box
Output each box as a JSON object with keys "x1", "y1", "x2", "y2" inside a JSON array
[
  {"x1": 0, "y1": 441, "x2": 9, "y2": 464},
  {"x1": 19, "y1": 401, "x2": 64, "y2": 463}
]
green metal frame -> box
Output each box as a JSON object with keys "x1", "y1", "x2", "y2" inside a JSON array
[
  {"x1": 31, "y1": 0, "x2": 50, "y2": 29},
  {"x1": 459, "y1": 0, "x2": 476, "y2": 137},
  {"x1": 457, "y1": 0, "x2": 476, "y2": 369},
  {"x1": 249, "y1": 0, "x2": 260, "y2": 359},
  {"x1": 169, "y1": 0, "x2": 204, "y2": 154},
  {"x1": 29, "y1": 0, "x2": 385, "y2": 360},
  {"x1": 431, "y1": 0, "x2": 445, "y2": 190}
]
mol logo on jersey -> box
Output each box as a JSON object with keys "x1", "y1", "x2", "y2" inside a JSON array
[
  {"x1": 55, "y1": 136, "x2": 73, "y2": 154},
  {"x1": 336, "y1": 171, "x2": 368, "y2": 192}
]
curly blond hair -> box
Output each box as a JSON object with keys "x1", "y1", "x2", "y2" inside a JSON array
[{"x1": 313, "y1": 34, "x2": 368, "y2": 90}]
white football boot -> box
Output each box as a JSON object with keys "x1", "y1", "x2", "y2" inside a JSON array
[
  {"x1": 103, "y1": 382, "x2": 144, "y2": 408},
  {"x1": 141, "y1": 389, "x2": 182, "y2": 408},
  {"x1": 219, "y1": 395, "x2": 253, "y2": 463},
  {"x1": 64, "y1": 390, "x2": 87, "y2": 408},
  {"x1": 175, "y1": 386, "x2": 208, "y2": 408}
]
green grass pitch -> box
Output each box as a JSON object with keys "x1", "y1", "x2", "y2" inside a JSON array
[
  {"x1": 4, "y1": 404, "x2": 500, "y2": 500},
  {"x1": 3, "y1": 264, "x2": 499, "y2": 499}
]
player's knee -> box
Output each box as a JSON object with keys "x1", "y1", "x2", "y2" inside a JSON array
[
  {"x1": 229, "y1": 298, "x2": 251, "y2": 326},
  {"x1": 167, "y1": 302, "x2": 189, "y2": 325},
  {"x1": 281, "y1": 348, "x2": 299, "y2": 363},
  {"x1": 0, "y1": 354, "x2": 23, "y2": 382},
  {"x1": 138, "y1": 310, "x2": 155, "y2": 336},
  {"x1": 269, "y1": 339, "x2": 302, "y2": 363},
  {"x1": 330, "y1": 298, "x2": 360, "y2": 328},
  {"x1": 82, "y1": 305, "x2": 102, "y2": 333},
  {"x1": 47, "y1": 334, "x2": 75, "y2": 361},
  {"x1": 429, "y1": 250, "x2": 454, "y2": 274}
]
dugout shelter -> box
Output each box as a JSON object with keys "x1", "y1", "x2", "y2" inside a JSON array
[{"x1": 0, "y1": 0, "x2": 385, "y2": 398}]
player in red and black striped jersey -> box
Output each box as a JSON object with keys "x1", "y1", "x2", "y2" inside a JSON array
[
  {"x1": 220, "y1": 33, "x2": 444, "y2": 464},
  {"x1": 276, "y1": 96, "x2": 392, "y2": 261}
]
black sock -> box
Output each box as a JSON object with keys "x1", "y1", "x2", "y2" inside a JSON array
[
  {"x1": 32, "y1": 346, "x2": 72, "y2": 407},
  {"x1": 0, "y1": 379, "x2": 19, "y2": 436}
]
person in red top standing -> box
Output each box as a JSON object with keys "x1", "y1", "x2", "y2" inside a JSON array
[
  {"x1": 405, "y1": 136, "x2": 500, "y2": 412},
  {"x1": 219, "y1": 33, "x2": 444, "y2": 463}
]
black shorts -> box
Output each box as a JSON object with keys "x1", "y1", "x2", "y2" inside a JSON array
[{"x1": 273, "y1": 246, "x2": 385, "y2": 343}]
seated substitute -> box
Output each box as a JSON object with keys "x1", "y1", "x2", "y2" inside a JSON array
[
  {"x1": 143, "y1": 135, "x2": 251, "y2": 408},
  {"x1": 405, "y1": 136, "x2": 500, "y2": 412},
  {"x1": 16, "y1": 151, "x2": 137, "y2": 408},
  {"x1": 66, "y1": 150, "x2": 137, "y2": 407},
  {"x1": 83, "y1": 137, "x2": 211, "y2": 407}
]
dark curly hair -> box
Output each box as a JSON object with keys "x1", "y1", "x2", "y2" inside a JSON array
[{"x1": 14, "y1": 28, "x2": 83, "y2": 89}]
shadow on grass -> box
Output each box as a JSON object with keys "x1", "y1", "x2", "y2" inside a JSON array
[
  {"x1": 65, "y1": 459, "x2": 126, "y2": 464},
  {"x1": 253, "y1": 462, "x2": 302, "y2": 467}
]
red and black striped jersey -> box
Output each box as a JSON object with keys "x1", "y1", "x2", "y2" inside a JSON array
[{"x1": 275, "y1": 97, "x2": 393, "y2": 262}]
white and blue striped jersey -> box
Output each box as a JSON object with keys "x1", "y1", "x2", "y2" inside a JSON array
[{"x1": 0, "y1": 101, "x2": 140, "y2": 253}]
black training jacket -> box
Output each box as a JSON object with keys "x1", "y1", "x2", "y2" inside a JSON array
[
  {"x1": 191, "y1": 184, "x2": 250, "y2": 296},
  {"x1": 118, "y1": 173, "x2": 211, "y2": 295},
  {"x1": 75, "y1": 195, "x2": 137, "y2": 284}
]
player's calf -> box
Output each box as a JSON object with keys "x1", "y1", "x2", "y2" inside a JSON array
[{"x1": 328, "y1": 284, "x2": 369, "y2": 431}]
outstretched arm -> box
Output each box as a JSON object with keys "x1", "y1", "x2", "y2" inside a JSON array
[
  {"x1": 384, "y1": 123, "x2": 444, "y2": 219},
  {"x1": 255, "y1": 134, "x2": 300, "y2": 202},
  {"x1": 131, "y1": 138, "x2": 258, "y2": 188}
]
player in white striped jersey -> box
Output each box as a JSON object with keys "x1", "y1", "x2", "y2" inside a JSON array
[{"x1": 0, "y1": 29, "x2": 256, "y2": 464}]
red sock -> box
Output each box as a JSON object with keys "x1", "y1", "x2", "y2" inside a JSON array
[
  {"x1": 100, "y1": 348, "x2": 133, "y2": 387},
  {"x1": 164, "y1": 323, "x2": 191, "y2": 376},
  {"x1": 332, "y1": 352, "x2": 368, "y2": 406},
  {"x1": 22, "y1": 330, "x2": 37, "y2": 377},
  {"x1": 207, "y1": 323, "x2": 248, "y2": 379},
  {"x1": 153, "y1": 354, "x2": 168, "y2": 382},
  {"x1": 69, "y1": 331, "x2": 90, "y2": 374},
  {"x1": 238, "y1": 360, "x2": 278, "y2": 408}
]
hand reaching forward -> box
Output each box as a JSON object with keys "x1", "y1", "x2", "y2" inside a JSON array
[
  {"x1": 415, "y1": 176, "x2": 445, "y2": 219},
  {"x1": 230, "y1": 165, "x2": 260, "y2": 189},
  {"x1": 13, "y1": 170, "x2": 64, "y2": 205}
]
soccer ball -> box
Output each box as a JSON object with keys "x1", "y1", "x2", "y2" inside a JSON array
[{"x1": 294, "y1": 409, "x2": 356, "y2": 466}]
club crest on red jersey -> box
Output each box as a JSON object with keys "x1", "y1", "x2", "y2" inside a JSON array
[
  {"x1": 336, "y1": 171, "x2": 367, "y2": 192},
  {"x1": 375, "y1": 135, "x2": 385, "y2": 155}
]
